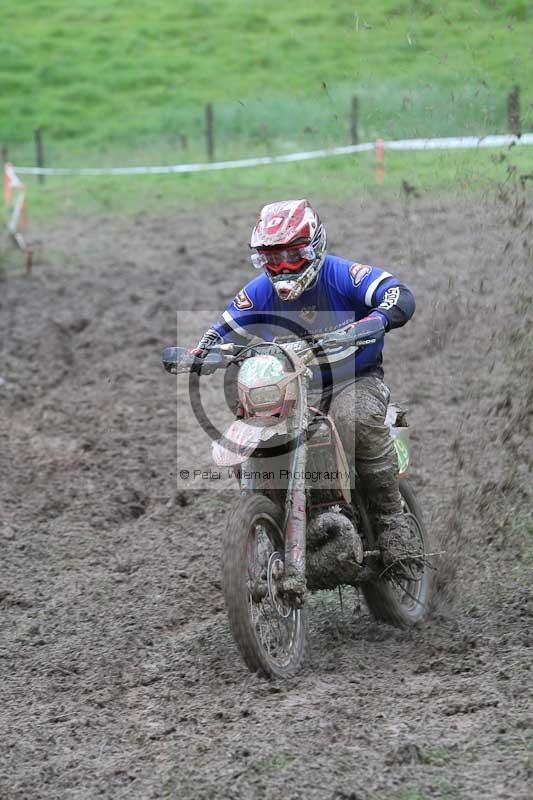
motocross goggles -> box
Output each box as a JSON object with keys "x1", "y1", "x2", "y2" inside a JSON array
[{"x1": 251, "y1": 244, "x2": 316, "y2": 275}]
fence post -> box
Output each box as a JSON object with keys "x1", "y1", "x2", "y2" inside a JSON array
[
  {"x1": 507, "y1": 86, "x2": 521, "y2": 135},
  {"x1": 350, "y1": 96, "x2": 359, "y2": 145},
  {"x1": 34, "y1": 128, "x2": 45, "y2": 184},
  {"x1": 205, "y1": 103, "x2": 215, "y2": 161}
]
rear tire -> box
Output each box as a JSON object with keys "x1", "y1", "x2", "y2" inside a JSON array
[
  {"x1": 222, "y1": 493, "x2": 306, "y2": 678},
  {"x1": 362, "y1": 480, "x2": 435, "y2": 627}
]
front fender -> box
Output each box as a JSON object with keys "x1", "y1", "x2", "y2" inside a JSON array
[{"x1": 212, "y1": 418, "x2": 288, "y2": 467}]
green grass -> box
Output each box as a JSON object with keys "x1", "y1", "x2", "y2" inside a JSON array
[
  {"x1": 374, "y1": 788, "x2": 430, "y2": 800},
  {"x1": 396, "y1": 792, "x2": 429, "y2": 800},
  {"x1": 7, "y1": 146, "x2": 532, "y2": 223},
  {"x1": 1, "y1": 0, "x2": 532, "y2": 173}
]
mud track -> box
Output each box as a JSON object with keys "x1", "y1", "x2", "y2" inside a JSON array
[{"x1": 1, "y1": 191, "x2": 531, "y2": 799}]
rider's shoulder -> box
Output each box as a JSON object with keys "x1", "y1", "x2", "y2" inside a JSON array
[
  {"x1": 322, "y1": 254, "x2": 372, "y2": 284},
  {"x1": 231, "y1": 273, "x2": 273, "y2": 311},
  {"x1": 322, "y1": 254, "x2": 388, "y2": 291},
  {"x1": 322, "y1": 253, "x2": 354, "y2": 275}
]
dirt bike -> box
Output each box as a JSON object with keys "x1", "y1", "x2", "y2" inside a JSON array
[{"x1": 162, "y1": 317, "x2": 434, "y2": 678}]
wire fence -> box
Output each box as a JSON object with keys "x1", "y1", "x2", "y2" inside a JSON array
[
  {"x1": 1, "y1": 84, "x2": 526, "y2": 172},
  {"x1": 9, "y1": 134, "x2": 533, "y2": 177}
]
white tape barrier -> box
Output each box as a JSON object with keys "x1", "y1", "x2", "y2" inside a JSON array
[{"x1": 11, "y1": 133, "x2": 533, "y2": 177}]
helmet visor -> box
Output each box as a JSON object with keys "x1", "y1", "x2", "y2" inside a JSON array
[{"x1": 251, "y1": 244, "x2": 316, "y2": 275}]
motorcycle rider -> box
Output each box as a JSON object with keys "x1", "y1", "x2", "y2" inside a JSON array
[{"x1": 190, "y1": 199, "x2": 422, "y2": 576}]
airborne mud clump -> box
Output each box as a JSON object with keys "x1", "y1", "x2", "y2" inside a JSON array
[{"x1": 0, "y1": 195, "x2": 531, "y2": 799}]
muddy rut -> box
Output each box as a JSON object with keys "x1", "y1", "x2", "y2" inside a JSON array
[{"x1": 0, "y1": 189, "x2": 531, "y2": 799}]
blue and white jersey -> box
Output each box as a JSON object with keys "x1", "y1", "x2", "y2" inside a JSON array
[{"x1": 211, "y1": 255, "x2": 415, "y2": 388}]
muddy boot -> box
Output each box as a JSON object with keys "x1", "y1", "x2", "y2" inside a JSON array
[
  {"x1": 358, "y1": 461, "x2": 424, "y2": 581},
  {"x1": 374, "y1": 512, "x2": 424, "y2": 581},
  {"x1": 330, "y1": 376, "x2": 423, "y2": 579}
]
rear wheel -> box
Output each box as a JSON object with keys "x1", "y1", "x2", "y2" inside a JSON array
[
  {"x1": 362, "y1": 480, "x2": 434, "y2": 627},
  {"x1": 222, "y1": 493, "x2": 306, "y2": 678}
]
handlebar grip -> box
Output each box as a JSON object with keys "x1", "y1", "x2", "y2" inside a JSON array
[
  {"x1": 321, "y1": 331, "x2": 358, "y2": 349},
  {"x1": 198, "y1": 351, "x2": 225, "y2": 373},
  {"x1": 321, "y1": 317, "x2": 385, "y2": 350}
]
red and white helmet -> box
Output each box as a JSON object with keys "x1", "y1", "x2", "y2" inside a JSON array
[{"x1": 250, "y1": 199, "x2": 327, "y2": 301}]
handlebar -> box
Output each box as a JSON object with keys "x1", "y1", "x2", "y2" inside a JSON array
[
  {"x1": 162, "y1": 316, "x2": 385, "y2": 374},
  {"x1": 320, "y1": 316, "x2": 385, "y2": 349}
]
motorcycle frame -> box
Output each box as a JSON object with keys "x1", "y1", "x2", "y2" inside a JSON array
[{"x1": 235, "y1": 341, "x2": 356, "y2": 587}]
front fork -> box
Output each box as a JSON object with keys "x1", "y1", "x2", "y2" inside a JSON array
[{"x1": 281, "y1": 381, "x2": 309, "y2": 603}]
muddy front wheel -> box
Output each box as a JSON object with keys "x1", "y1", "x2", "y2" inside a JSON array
[
  {"x1": 222, "y1": 493, "x2": 306, "y2": 678},
  {"x1": 362, "y1": 480, "x2": 434, "y2": 627}
]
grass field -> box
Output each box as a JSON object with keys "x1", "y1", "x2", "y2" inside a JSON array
[
  {"x1": 1, "y1": 0, "x2": 532, "y2": 220},
  {"x1": 2, "y1": 0, "x2": 532, "y2": 161}
]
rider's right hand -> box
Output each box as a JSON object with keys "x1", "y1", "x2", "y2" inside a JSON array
[
  {"x1": 175, "y1": 347, "x2": 207, "y2": 373},
  {"x1": 179, "y1": 345, "x2": 227, "y2": 375}
]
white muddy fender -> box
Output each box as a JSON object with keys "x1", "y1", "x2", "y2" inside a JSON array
[{"x1": 212, "y1": 418, "x2": 288, "y2": 467}]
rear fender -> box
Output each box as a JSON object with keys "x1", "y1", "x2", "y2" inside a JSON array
[
  {"x1": 393, "y1": 432, "x2": 410, "y2": 477},
  {"x1": 386, "y1": 404, "x2": 410, "y2": 477}
]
